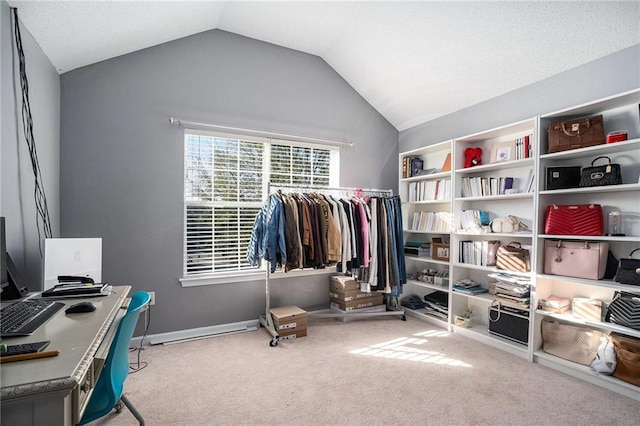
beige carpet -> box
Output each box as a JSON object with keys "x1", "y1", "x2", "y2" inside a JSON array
[{"x1": 93, "y1": 316, "x2": 639, "y2": 426}]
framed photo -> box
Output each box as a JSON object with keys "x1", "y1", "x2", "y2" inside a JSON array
[
  {"x1": 491, "y1": 140, "x2": 516, "y2": 163},
  {"x1": 432, "y1": 243, "x2": 450, "y2": 261}
]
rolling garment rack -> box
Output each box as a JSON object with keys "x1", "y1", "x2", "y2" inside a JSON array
[{"x1": 258, "y1": 184, "x2": 406, "y2": 347}]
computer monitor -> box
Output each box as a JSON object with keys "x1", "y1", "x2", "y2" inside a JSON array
[
  {"x1": 1, "y1": 217, "x2": 7, "y2": 288},
  {"x1": 43, "y1": 238, "x2": 102, "y2": 290},
  {"x1": 1, "y1": 217, "x2": 28, "y2": 300}
]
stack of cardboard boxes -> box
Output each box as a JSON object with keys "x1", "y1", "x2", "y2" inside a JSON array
[
  {"x1": 329, "y1": 275, "x2": 385, "y2": 319},
  {"x1": 269, "y1": 306, "x2": 307, "y2": 341}
]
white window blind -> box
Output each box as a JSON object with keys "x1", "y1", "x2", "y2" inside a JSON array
[{"x1": 183, "y1": 131, "x2": 338, "y2": 278}]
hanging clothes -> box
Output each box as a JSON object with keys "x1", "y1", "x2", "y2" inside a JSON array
[{"x1": 247, "y1": 189, "x2": 406, "y2": 295}]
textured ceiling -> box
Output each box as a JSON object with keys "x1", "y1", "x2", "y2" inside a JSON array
[{"x1": 7, "y1": 1, "x2": 640, "y2": 131}]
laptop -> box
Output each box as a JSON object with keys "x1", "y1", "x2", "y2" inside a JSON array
[{"x1": 43, "y1": 238, "x2": 102, "y2": 291}]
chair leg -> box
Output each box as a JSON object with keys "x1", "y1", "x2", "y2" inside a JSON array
[{"x1": 120, "y1": 395, "x2": 145, "y2": 426}]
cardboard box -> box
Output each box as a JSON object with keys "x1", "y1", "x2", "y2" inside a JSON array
[
  {"x1": 330, "y1": 304, "x2": 386, "y2": 322},
  {"x1": 278, "y1": 328, "x2": 307, "y2": 340},
  {"x1": 329, "y1": 275, "x2": 361, "y2": 292},
  {"x1": 330, "y1": 294, "x2": 384, "y2": 311},
  {"x1": 269, "y1": 306, "x2": 308, "y2": 330},
  {"x1": 330, "y1": 289, "x2": 377, "y2": 302}
]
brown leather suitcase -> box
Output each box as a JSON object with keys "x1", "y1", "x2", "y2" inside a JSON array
[{"x1": 547, "y1": 114, "x2": 605, "y2": 153}]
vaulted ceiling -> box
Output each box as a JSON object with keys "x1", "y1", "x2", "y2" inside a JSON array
[{"x1": 7, "y1": 1, "x2": 640, "y2": 131}]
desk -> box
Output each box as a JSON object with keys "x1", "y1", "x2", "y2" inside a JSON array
[{"x1": 1, "y1": 286, "x2": 131, "y2": 426}]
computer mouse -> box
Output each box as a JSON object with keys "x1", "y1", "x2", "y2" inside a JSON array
[{"x1": 65, "y1": 301, "x2": 97, "y2": 314}]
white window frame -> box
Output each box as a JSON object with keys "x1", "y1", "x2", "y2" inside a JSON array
[{"x1": 180, "y1": 129, "x2": 340, "y2": 287}]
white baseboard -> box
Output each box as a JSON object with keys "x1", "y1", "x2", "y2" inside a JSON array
[{"x1": 130, "y1": 319, "x2": 260, "y2": 347}]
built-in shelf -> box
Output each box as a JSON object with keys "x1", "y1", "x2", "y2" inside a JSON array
[
  {"x1": 539, "y1": 138, "x2": 640, "y2": 160},
  {"x1": 455, "y1": 193, "x2": 534, "y2": 202},
  {"x1": 539, "y1": 183, "x2": 640, "y2": 196},
  {"x1": 537, "y1": 234, "x2": 640, "y2": 242},
  {"x1": 400, "y1": 171, "x2": 451, "y2": 183},
  {"x1": 406, "y1": 278, "x2": 449, "y2": 292},
  {"x1": 536, "y1": 310, "x2": 640, "y2": 339},
  {"x1": 405, "y1": 257, "x2": 450, "y2": 266},
  {"x1": 455, "y1": 157, "x2": 535, "y2": 174},
  {"x1": 400, "y1": 89, "x2": 640, "y2": 399}
]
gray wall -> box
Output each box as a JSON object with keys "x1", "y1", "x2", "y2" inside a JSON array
[
  {"x1": 400, "y1": 44, "x2": 640, "y2": 151},
  {"x1": 59, "y1": 29, "x2": 398, "y2": 335},
  {"x1": 1, "y1": 1, "x2": 60, "y2": 289}
]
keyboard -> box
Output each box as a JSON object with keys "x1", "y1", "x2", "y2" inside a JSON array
[
  {"x1": 1, "y1": 341, "x2": 50, "y2": 357},
  {"x1": 1, "y1": 299, "x2": 65, "y2": 337}
]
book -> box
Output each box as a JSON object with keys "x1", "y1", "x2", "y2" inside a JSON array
[
  {"x1": 41, "y1": 282, "x2": 109, "y2": 297},
  {"x1": 410, "y1": 157, "x2": 424, "y2": 177},
  {"x1": 441, "y1": 153, "x2": 451, "y2": 172}
]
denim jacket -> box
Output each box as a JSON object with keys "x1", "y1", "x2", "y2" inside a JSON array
[{"x1": 247, "y1": 194, "x2": 286, "y2": 272}]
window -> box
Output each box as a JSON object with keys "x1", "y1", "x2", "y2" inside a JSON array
[{"x1": 183, "y1": 130, "x2": 339, "y2": 280}]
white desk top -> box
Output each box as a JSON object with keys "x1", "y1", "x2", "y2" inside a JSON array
[{"x1": 1, "y1": 286, "x2": 130, "y2": 399}]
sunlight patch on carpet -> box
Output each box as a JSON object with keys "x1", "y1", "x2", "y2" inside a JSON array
[{"x1": 349, "y1": 332, "x2": 471, "y2": 367}]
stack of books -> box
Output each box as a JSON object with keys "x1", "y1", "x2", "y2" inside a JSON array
[
  {"x1": 452, "y1": 279, "x2": 488, "y2": 295},
  {"x1": 423, "y1": 291, "x2": 449, "y2": 319},
  {"x1": 404, "y1": 241, "x2": 430, "y2": 257},
  {"x1": 488, "y1": 273, "x2": 531, "y2": 314}
]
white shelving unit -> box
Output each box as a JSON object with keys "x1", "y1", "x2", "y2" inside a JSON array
[
  {"x1": 399, "y1": 140, "x2": 452, "y2": 328},
  {"x1": 399, "y1": 88, "x2": 640, "y2": 400},
  {"x1": 533, "y1": 89, "x2": 640, "y2": 400},
  {"x1": 449, "y1": 117, "x2": 537, "y2": 359}
]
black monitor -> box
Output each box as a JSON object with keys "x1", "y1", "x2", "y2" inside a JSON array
[
  {"x1": 1, "y1": 217, "x2": 7, "y2": 287},
  {"x1": 0, "y1": 217, "x2": 28, "y2": 300}
]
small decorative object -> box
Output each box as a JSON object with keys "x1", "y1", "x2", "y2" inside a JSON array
[
  {"x1": 490, "y1": 140, "x2": 515, "y2": 163},
  {"x1": 608, "y1": 210, "x2": 625, "y2": 236},
  {"x1": 606, "y1": 130, "x2": 628, "y2": 143},
  {"x1": 432, "y1": 237, "x2": 450, "y2": 261},
  {"x1": 464, "y1": 147, "x2": 483, "y2": 168},
  {"x1": 455, "y1": 307, "x2": 473, "y2": 328}
]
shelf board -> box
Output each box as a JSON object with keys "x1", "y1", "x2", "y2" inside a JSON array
[
  {"x1": 451, "y1": 262, "x2": 533, "y2": 277},
  {"x1": 405, "y1": 256, "x2": 450, "y2": 266},
  {"x1": 400, "y1": 140, "x2": 451, "y2": 157},
  {"x1": 535, "y1": 310, "x2": 640, "y2": 339},
  {"x1": 535, "y1": 274, "x2": 640, "y2": 292},
  {"x1": 533, "y1": 350, "x2": 640, "y2": 400},
  {"x1": 540, "y1": 88, "x2": 640, "y2": 119},
  {"x1": 406, "y1": 279, "x2": 449, "y2": 292},
  {"x1": 539, "y1": 138, "x2": 640, "y2": 160},
  {"x1": 452, "y1": 324, "x2": 529, "y2": 358},
  {"x1": 403, "y1": 307, "x2": 449, "y2": 327},
  {"x1": 400, "y1": 170, "x2": 451, "y2": 183},
  {"x1": 454, "y1": 231, "x2": 532, "y2": 239},
  {"x1": 454, "y1": 192, "x2": 534, "y2": 202},
  {"x1": 404, "y1": 229, "x2": 451, "y2": 235},
  {"x1": 538, "y1": 234, "x2": 640, "y2": 242},
  {"x1": 451, "y1": 291, "x2": 494, "y2": 303},
  {"x1": 456, "y1": 117, "x2": 536, "y2": 144},
  {"x1": 455, "y1": 157, "x2": 534, "y2": 174},
  {"x1": 539, "y1": 182, "x2": 640, "y2": 196},
  {"x1": 402, "y1": 199, "x2": 451, "y2": 205}
]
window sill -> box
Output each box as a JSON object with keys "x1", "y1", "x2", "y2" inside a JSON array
[{"x1": 180, "y1": 267, "x2": 339, "y2": 287}]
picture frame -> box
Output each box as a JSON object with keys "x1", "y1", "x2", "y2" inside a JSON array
[{"x1": 490, "y1": 140, "x2": 516, "y2": 163}]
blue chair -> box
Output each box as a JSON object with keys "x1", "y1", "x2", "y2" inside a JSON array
[{"x1": 78, "y1": 291, "x2": 151, "y2": 425}]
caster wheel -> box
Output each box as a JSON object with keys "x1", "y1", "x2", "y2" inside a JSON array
[
  {"x1": 270, "y1": 338, "x2": 278, "y2": 347},
  {"x1": 115, "y1": 401, "x2": 124, "y2": 413},
  {"x1": 402, "y1": 315, "x2": 407, "y2": 321}
]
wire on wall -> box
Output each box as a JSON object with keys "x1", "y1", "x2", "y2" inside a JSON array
[{"x1": 12, "y1": 8, "x2": 53, "y2": 255}]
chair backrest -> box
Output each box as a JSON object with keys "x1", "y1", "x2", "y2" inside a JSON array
[
  {"x1": 79, "y1": 290, "x2": 150, "y2": 425},
  {"x1": 107, "y1": 291, "x2": 151, "y2": 397}
]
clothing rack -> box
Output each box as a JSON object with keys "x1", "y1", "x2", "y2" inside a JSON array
[{"x1": 258, "y1": 184, "x2": 406, "y2": 347}]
